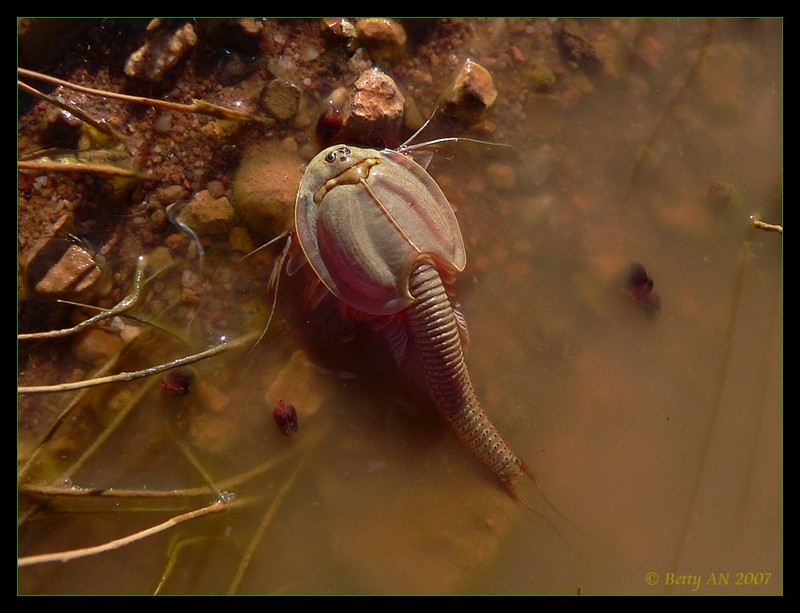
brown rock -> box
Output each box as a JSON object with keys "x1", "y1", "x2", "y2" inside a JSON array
[
  {"x1": 524, "y1": 65, "x2": 557, "y2": 93},
  {"x1": 559, "y1": 19, "x2": 601, "y2": 69},
  {"x1": 260, "y1": 79, "x2": 301, "y2": 121},
  {"x1": 486, "y1": 163, "x2": 517, "y2": 190},
  {"x1": 320, "y1": 18, "x2": 357, "y2": 48},
  {"x1": 343, "y1": 68, "x2": 405, "y2": 143},
  {"x1": 232, "y1": 145, "x2": 301, "y2": 240},
  {"x1": 355, "y1": 18, "x2": 407, "y2": 62},
  {"x1": 228, "y1": 226, "x2": 255, "y2": 253},
  {"x1": 156, "y1": 184, "x2": 187, "y2": 205},
  {"x1": 196, "y1": 380, "x2": 231, "y2": 414},
  {"x1": 24, "y1": 237, "x2": 103, "y2": 300},
  {"x1": 176, "y1": 189, "x2": 235, "y2": 236},
  {"x1": 124, "y1": 22, "x2": 197, "y2": 81},
  {"x1": 265, "y1": 349, "x2": 341, "y2": 422},
  {"x1": 188, "y1": 381, "x2": 236, "y2": 455},
  {"x1": 41, "y1": 105, "x2": 83, "y2": 147},
  {"x1": 441, "y1": 59, "x2": 497, "y2": 123},
  {"x1": 206, "y1": 180, "x2": 226, "y2": 198},
  {"x1": 72, "y1": 328, "x2": 123, "y2": 366}
]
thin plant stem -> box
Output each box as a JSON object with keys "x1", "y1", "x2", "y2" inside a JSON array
[
  {"x1": 752, "y1": 219, "x2": 783, "y2": 234},
  {"x1": 17, "y1": 159, "x2": 149, "y2": 179},
  {"x1": 225, "y1": 426, "x2": 327, "y2": 594},
  {"x1": 226, "y1": 450, "x2": 311, "y2": 594},
  {"x1": 154, "y1": 535, "x2": 227, "y2": 595},
  {"x1": 18, "y1": 336, "x2": 251, "y2": 394},
  {"x1": 18, "y1": 357, "x2": 119, "y2": 485},
  {"x1": 19, "y1": 67, "x2": 266, "y2": 124},
  {"x1": 632, "y1": 20, "x2": 716, "y2": 182},
  {"x1": 18, "y1": 79, "x2": 126, "y2": 141},
  {"x1": 669, "y1": 240, "x2": 751, "y2": 580},
  {"x1": 54, "y1": 376, "x2": 159, "y2": 486},
  {"x1": 174, "y1": 437, "x2": 224, "y2": 500},
  {"x1": 18, "y1": 497, "x2": 242, "y2": 568},
  {"x1": 18, "y1": 255, "x2": 148, "y2": 341},
  {"x1": 20, "y1": 452, "x2": 290, "y2": 500}
]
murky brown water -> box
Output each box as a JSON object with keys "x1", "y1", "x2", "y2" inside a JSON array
[{"x1": 18, "y1": 19, "x2": 781, "y2": 594}]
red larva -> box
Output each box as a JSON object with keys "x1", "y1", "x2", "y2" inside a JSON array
[
  {"x1": 625, "y1": 261, "x2": 660, "y2": 316},
  {"x1": 315, "y1": 105, "x2": 343, "y2": 144},
  {"x1": 161, "y1": 368, "x2": 197, "y2": 396},
  {"x1": 273, "y1": 400, "x2": 298, "y2": 435}
]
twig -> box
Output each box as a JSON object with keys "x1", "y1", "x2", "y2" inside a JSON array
[
  {"x1": 632, "y1": 20, "x2": 716, "y2": 181},
  {"x1": 18, "y1": 336, "x2": 246, "y2": 394},
  {"x1": 18, "y1": 79, "x2": 126, "y2": 142},
  {"x1": 18, "y1": 498, "x2": 237, "y2": 567},
  {"x1": 54, "y1": 375, "x2": 159, "y2": 486},
  {"x1": 18, "y1": 255, "x2": 148, "y2": 341},
  {"x1": 17, "y1": 159, "x2": 149, "y2": 179},
  {"x1": 752, "y1": 219, "x2": 783, "y2": 234},
  {"x1": 154, "y1": 535, "x2": 227, "y2": 594},
  {"x1": 669, "y1": 241, "x2": 751, "y2": 579},
  {"x1": 17, "y1": 357, "x2": 120, "y2": 486},
  {"x1": 19, "y1": 67, "x2": 267, "y2": 124},
  {"x1": 227, "y1": 446, "x2": 312, "y2": 594},
  {"x1": 174, "y1": 437, "x2": 223, "y2": 500},
  {"x1": 20, "y1": 453, "x2": 289, "y2": 500}
]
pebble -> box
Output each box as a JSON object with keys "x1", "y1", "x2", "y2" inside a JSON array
[
  {"x1": 343, "y1": 68, "x2": 405, "y2": 143},
  {"x1": 156, "y1": 184, "x2": 187, "y2": 205},
  {"x1": 524, "y1": 65, "x2": 557, "y2": 93},
  {"x1": 188, "y1": 381, "x2": 237, "y2": 455},
  {"x1": 124, "y1": 22, "x2": 198, "y2": 81},
  {"x1": 72, "y1": 328, "x2": 123, "y2": 366},
  {"x1": 441, "y1": 59, "x2": 497, "y2": 123},
  {"x1": 41, "y1": 107, "x2": 83, "y2": 147},
  {"x1": 175, "y1": 190, "x2": 235, "y2": 236},
  {"x1": 559, "y1": 19, "x2": 601, "y2": 69},
  {"x1": 265, "y1": 349, "x2": 341, "y2": 421},
  {"x1": 260, "y1": 79, "x2": 301, "y2": 121},
  {"x1": 24, "y1": 236, "x2": 103, "y2": 300},
  {"x1": 355, "y1": 18, "x2": 407, "y2": 62},
  {"x1": 231, "y1": 145, "x2": 301, "y2": 240},
  {"x1": 153, "y1": 114, "x2": 172, "y2": 133},
  {"x1": 486, "y1": 163, "x2": 517, "y2": 190},
  {"x1": 320, "y1": 18, "x2": 357, "y2": 50},
  {"x1": 205, "y1": 180, "x2": 226, "y2": 199},
  {"x1": 196, "y1": 380, "x2": 231, "y2": 414},
  {"x1": 228, "y1": 226, "x2": 255, "y2": 253}
]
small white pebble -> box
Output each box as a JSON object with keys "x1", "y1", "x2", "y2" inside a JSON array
[{"x1": 153, "y1": 114, "x2": 172, "y2": 133}]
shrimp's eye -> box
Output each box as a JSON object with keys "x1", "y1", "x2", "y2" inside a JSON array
[{"x1": 324, "y1": 147, "x2": 350, "y2": 164}]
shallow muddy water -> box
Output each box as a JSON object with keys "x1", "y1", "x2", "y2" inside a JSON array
[{"x1": 18, "y1": 19, "x2": 781, "y2": 594}]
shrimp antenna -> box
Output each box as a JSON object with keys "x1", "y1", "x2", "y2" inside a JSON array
[
  {"x1": 236, "y1": 230, "x2": 290, "y2": 262},
  {"x1": 249, "y1": 233, "x2": 293, "y2": 353},
  {"x1": 397, "y1": 106, "x2": 517, "y2": 156},
  {"x1": 515, "y1": 464, "x2": 593, "y2": 549}
]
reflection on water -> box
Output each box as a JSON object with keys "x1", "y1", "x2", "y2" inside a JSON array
[{"x1": 18, "y1": 19, "x2": 781, "y2": 594}]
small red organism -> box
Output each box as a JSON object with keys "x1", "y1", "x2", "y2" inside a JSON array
[
  {"x1": 161, "y1": 368, "x2": 197, "y2": 396},
  {"x1": 273, "y1": 399, "x2": 298, "y2": 436},
  {"x1": 625, "y1": 261, "x2": 660, "y2": 316},
  {"x1": 315, "y1": 105, "x2": 343, "y2": 144}
]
